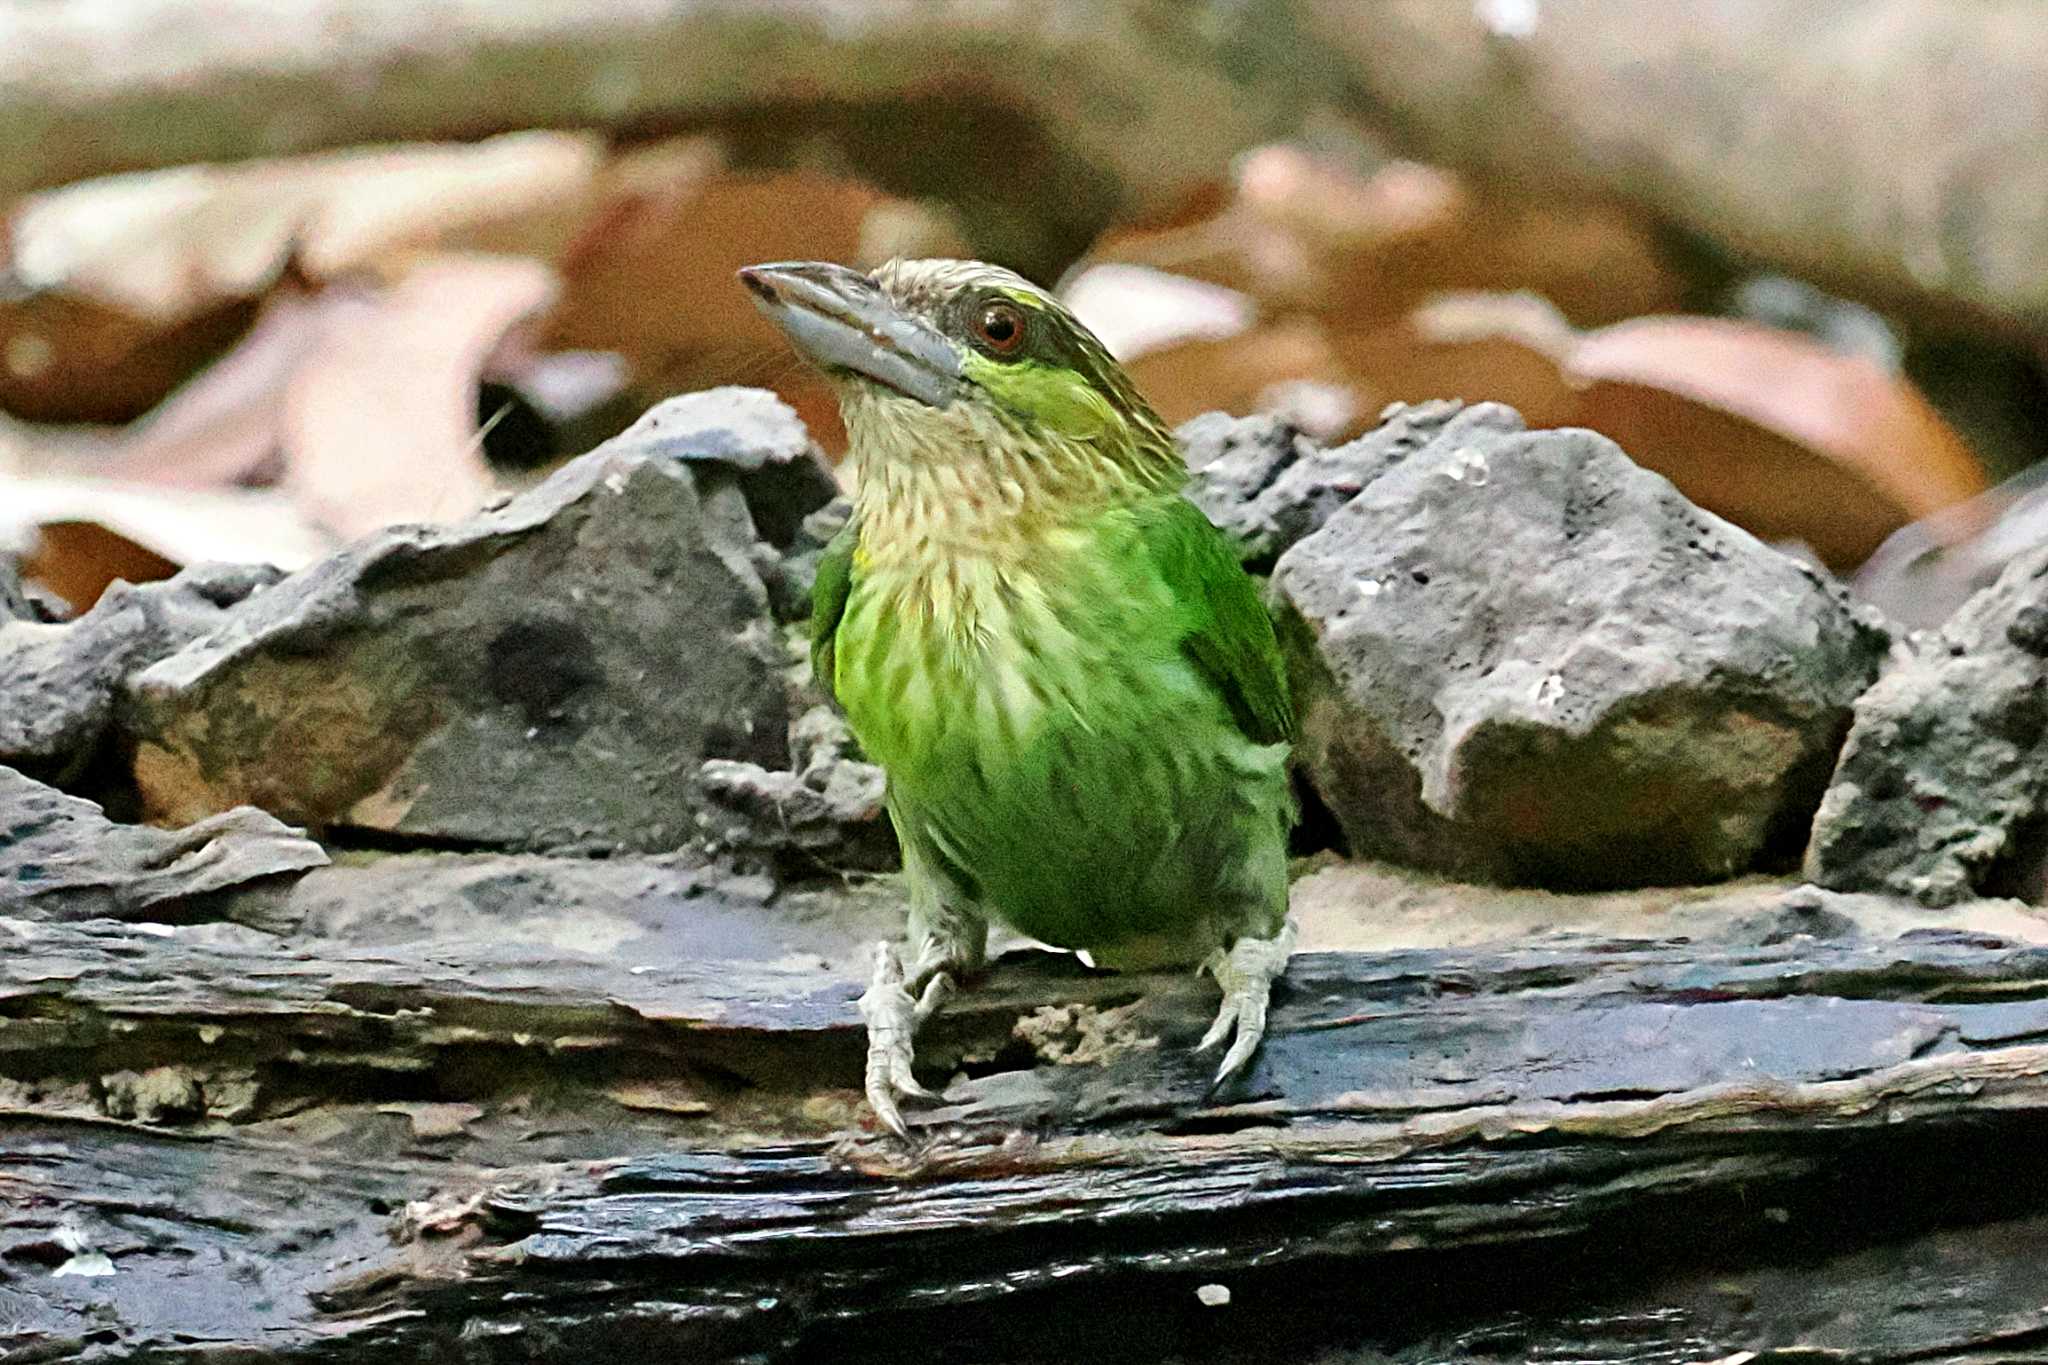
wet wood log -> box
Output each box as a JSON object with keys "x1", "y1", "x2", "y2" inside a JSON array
[{"x1": 7, "y1": 857, "x2": 2048, "y2": 1360}]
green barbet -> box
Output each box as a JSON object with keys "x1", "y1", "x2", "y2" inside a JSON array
[{"x1": 740, "y1": 259, "x2": 1296, "y2": 1136}]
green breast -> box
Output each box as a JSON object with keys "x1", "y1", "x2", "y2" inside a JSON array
[{"x1": 833, "y1": 514, "x2": 1288, "y2": 954}]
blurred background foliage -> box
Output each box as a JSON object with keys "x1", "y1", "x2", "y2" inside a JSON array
[{"x1": 3, "y1": 0, "x2": 2044, "y2": 628}]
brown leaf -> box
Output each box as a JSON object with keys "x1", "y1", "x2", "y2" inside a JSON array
[
  {"x1": 1326, "y1": 293, "x2": 1584, "y2": 430},
  {"x1": 0, "y1": 289, "x2": 259, "y2": 425},
  {"x1": 541, "y1": 169, "x2": 969, "y2": 456},
  {"x1": 1568, "y1": 318, "x2": 1989, "y2": 568},
  {"x1": 1095, "y1": 148, "x2": 1683, "y2": 328},
  {"x1": 18, "y1": 520, "x2": 178, "y2": 615},
  {"x1": 1123, "y1": 323, "x2": 1351, "y2": 430},
  {"x1": 1, "y1": 133, "x2": 611, "y2": 426},
  {"x1": 4, "y1": 475, "x2": 329, "y2": 613}
]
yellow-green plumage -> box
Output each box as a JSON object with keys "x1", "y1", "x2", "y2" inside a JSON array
[{"x1": 807, "y1": 261, "x2": 1295, "y2": 969}]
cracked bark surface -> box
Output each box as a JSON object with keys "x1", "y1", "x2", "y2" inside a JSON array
[{"x1": 7, "y1": 855, "x2": 2048, "y2": 1360}]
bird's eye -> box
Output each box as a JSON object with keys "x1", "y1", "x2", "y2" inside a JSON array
[{"x1": 974, "y1": 302, "x2": 1026, "y2": 355}]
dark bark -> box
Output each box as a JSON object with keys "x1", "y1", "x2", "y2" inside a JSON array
[{"x1": 7, "y1": 855, "x2": 2048, "y2": 1360}]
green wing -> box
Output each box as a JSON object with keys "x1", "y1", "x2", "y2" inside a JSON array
[
  {"x1": 1139, "y1": 496, "x2": 1294, "y2": 746},
  {"x1": 809, "y1": 518, "x2": 859, "y2": 699}
]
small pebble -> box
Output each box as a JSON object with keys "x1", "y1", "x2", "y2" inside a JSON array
[{"x1": 1196, "y1": 1283, "x2": 1231, "y2": 1307}]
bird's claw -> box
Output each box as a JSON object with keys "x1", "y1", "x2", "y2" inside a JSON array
[
  {"x1": 858, "y1": 941, "x2": 950, "y2": 1138},
  {"x1": 1198, "y1": 921, "x2": 1297, "y2": 1086}
]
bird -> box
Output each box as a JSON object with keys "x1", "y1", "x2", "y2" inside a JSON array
[{"x1": 739, "y1": 258, "x2": 1296, "y2": 1137}]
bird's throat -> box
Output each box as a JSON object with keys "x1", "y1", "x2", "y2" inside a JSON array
[{"x1": 841, "y1": 384, "x2": 1180, "y2": 571}]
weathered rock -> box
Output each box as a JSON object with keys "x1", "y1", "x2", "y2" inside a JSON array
[
  {"x1": 601, "y1": 386, "x2": 840, "y2": 548},
  {"x1": 697, "y1": 704, "x2": 894, "y2": 871},
  {"x1": 1809, "y1": 546, "x2": 2048, "y2": 906},
  {"x1": 1274, "y1": 415, "x2": 1889, "y2": 888},
  {"x1": 764, "y1": 495, "x2": 853, "y2": 625},
  {"x1": 0, "y1": 765, "x2": 327, "y2": 921},
  {"x1": 0, "y1": 562, "x2": 281, "y2": 784},
  {"x1": 125, "y1": 429, "x2": 792, "y2": 854},
  {"x1": 1183, "y1": 400, "x2": 1524, "y2": 568},
  {"x1": 0, "y1": 556, "x2": 46, "y2": 623}
]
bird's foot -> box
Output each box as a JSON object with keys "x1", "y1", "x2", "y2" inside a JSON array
[
  {"x1": 857, "y1": 941, "x2": 954, "y2": 1138},
  {"x1": 1198, "y1": 920, "x2": 1298, "y2": 1085}
]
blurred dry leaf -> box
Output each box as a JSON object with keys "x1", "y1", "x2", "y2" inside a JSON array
[
  {"x1": 0, "y1": 289, "x2": 259, "y2": 425},
  {"x1": 1063, "y1": 264, "x2": 1255, "y2": 359},
  {"x1": 1568, "y1": 318, "x2": 1989, "y2": 568},
  {"x1": 282, "y1": 255, "x2": 555, "y2": 539},
  {"x1": 35, "y1": 287, "x2": 355, "y2": 490},
  {"x1": 1328, "y1": 292, "x2": 1584, "y2": 430},
  {"x1": 1124, "y1": 323, "x2": 1349, "y2": 431},
  {"x1": 0, "y1": 132, "x2": 687, "y2": 428},
  {"x1": 3, "y1": 253, "x2": 554, "y2": 575},
  {"x1": 1856, "y1": 458, "x2": 2048, "y2": 630},
  {"x1": 1100, "y1": 252, "x2": 1984, "y2": 570},
  {"x1": 1094, "y1": 148, "x2": 1684, "y2": 329},
  {"x1": 7, "y1": 132, "x2": 607, "y2": 319},
  {"x1": 541, "y1": 170, "x2": 970, "y2": 454},
  {"x1": 3, "y1": 475, "x2": 327, "y2": 613},
  {"x1": 19, "y1": 521, "x2": 178, "y2": 616}
]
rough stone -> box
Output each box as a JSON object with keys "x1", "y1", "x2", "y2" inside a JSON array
[
  {"x1": 1809, "y1": 545, "x2": 2048, "y2": 906},
  {"x1": 697, "y1": 704, "x2": 895, "y2": 871},
  {"x1": 0, "y1": 764, "x2": 327, "y2": 921},
  {"x1": 124, "y1": 433, "x2": 792, "y2": 854},
  {"x1": 1273, "y1": 418, "x2": 1889, "y2": 889},
  {"x1": 601, "y1": 386, "x2": 840, "y2": 548},
  {"x1": 0, "y1": 562, "x2": 281, "y2": 784},
  {"x1": 0, "y1": 556, "x2": 45, "y2": 623},
  {"x1": 764, "y1": 495, "x2": 853, "y2": 625},
  {"x1": 1183, "y1": 400, "x2": 1524, "y2": 568}
]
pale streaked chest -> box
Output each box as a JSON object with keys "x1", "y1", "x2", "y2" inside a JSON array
[{"x1": 838, "y1": 559, "x2": 1064, "y2": 758}]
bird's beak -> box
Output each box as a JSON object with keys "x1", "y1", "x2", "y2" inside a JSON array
[{"x1": 739, "y1": 261, "x2": 962, "y2": 409}]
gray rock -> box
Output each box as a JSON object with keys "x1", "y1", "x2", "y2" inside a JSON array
[
  {"x1": 1183, "y1": 401, "x2": 1523, "y2": 568},
  {"x1": 0, "y1": 557, "x2": 41, "y2": 623},
  {"x1": 1274, "y1": 420, "x2": 1889, "y2": 889},
  {"x1": 0, "y1": 764, "x2": 327, "y2": 921},
  {"x1": 603, "y1": 386, "x2": 840, "y2": 548},
  {"x1": 697, "y1": 705, "x2": 894, "y2": 871},
  {"x1": 1809, "y1": 545, "x2": 2048, "y2": 906},
  {"x1": 0, "y1": 563, "x2": 282, "y2": 784},
  {"x1": 125, "y1": 436, "x2": 792, "y2": 854},
  {"x1": 764, "y1": 496, "x2": 853, "y2": 625}
]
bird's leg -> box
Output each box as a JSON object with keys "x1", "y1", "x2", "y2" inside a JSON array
[
  {"x1": 860, "y1": 879, "x2": 986, "y2": 1138},
  {"x1": 1198, "y1": 918, "x2": 1297, "y2": 1084}
]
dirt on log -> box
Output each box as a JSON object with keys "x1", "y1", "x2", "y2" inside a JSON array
[{"x1": 9, "y1": 853, "x2": 2048, "y2": 1361}]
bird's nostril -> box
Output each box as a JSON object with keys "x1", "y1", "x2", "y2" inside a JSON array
[{"x1": 738, "y1": 268, "x2": 778, "y2": 301}]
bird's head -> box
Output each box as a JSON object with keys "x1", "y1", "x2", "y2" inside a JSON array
[{"x1": 740, "y1": 258, "x2": 1180, "y2": 515}]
